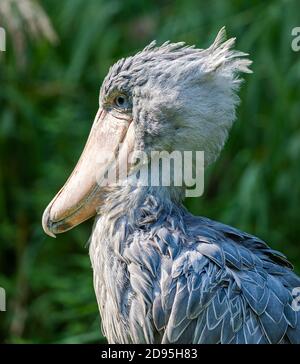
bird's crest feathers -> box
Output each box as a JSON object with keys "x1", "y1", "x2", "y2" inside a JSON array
[
  {"x1": 141, "y1": 26, "x2": 252, "y2": 75},
  {"x1": 205, "y1": 26, "x2": 252, "y2": 74}
]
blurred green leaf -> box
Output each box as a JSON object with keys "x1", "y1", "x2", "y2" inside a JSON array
[{"x1": 1, "y1": 0, "x2": 300, "y2": 344}]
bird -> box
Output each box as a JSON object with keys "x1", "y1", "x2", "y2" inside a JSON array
[{"x1": 42, "y1": 27, "x2": 300, "y2": 344}]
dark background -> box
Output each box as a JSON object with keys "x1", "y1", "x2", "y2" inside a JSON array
[{"x1": 0, "y1": 0, "x2": 299, "y2": 343}]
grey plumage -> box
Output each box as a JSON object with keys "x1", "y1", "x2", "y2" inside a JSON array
[{"x1": 89, "y1": 185, "x2": 300, "y2": 344}]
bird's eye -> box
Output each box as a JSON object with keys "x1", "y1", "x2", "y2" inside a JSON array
[{"x1": 114, "y1": 94, "x2": 129, "y2": 110}]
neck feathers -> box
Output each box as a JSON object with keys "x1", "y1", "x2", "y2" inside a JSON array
[{"x1": 91, "y1": 185, "x2": 185, "y2": 254}]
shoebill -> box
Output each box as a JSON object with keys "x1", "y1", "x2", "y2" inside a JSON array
[{"x1": 42, "y1": 28, "x2": 300, "y2": 344}]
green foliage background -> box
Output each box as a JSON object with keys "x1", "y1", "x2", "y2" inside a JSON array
[{"x1": 0, "y1": 0, "x2": 300, "y2": 343}]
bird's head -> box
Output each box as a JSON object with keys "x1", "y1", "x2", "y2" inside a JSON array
[{"x1": 42, "y1": 27, "x2": 251, "y2": 237}]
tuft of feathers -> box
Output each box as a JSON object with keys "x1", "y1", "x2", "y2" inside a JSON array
[
  {"x1": 203, "y1": 26, "x2": 252, "y2": 74},
  {"x1": 139, "y1": 26, "x2": 252, "y2": 75}
]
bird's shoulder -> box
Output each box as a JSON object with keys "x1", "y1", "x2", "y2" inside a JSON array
[
  {"x1": 123, "y1": 215, "x2": 300, "y2": 343},
  {"x1": 155, "y1": 215, "x2": 300, "y2": 343},
  {"x1": 184, "y1": 214, "x2": 294, "y2": 271}
]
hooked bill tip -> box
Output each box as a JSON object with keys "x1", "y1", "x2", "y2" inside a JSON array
[{"x1": 42, "y1": 206, "x2": 57, "y2": 238}]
